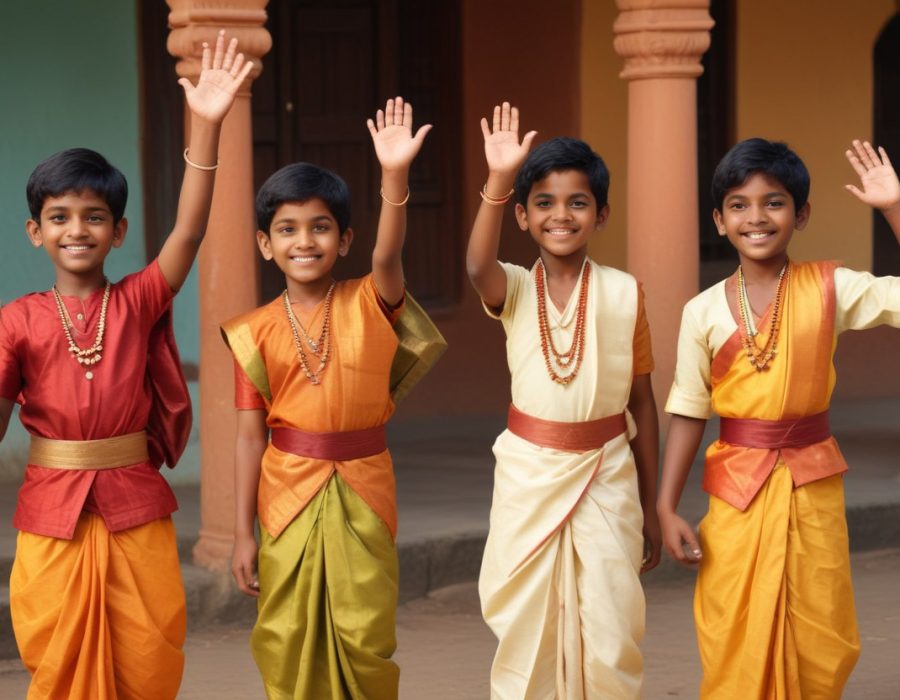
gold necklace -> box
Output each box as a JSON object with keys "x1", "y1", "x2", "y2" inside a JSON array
[
  {"x1": 535, "y1": 259, "x2": 590, "y2": 385},
  {"x1": 736, "y1": 262, "x2": 788, "y2": 372},
  {"x1": 52, "y1": 281, "x2": 111, "y2": 381},
  {"x1": 283, "y1": 283, "x2": 335, "y2": 385}
]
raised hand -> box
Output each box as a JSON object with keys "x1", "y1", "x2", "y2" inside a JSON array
[
  {"x1": 179, "y1": 30, "x2": 254, "y2": 125},
  {"x1": 844, "y1": 140, "x2": 900, "y2": 212},
  {"x1": 481, "y1": 102, "x2": 538, "y2": 176},
  {"x1": 366, "y1": 97, "x2": 432, "y2": 172}
]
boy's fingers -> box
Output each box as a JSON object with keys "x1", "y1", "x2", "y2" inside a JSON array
[
  {"x1": 510, "y1": 107, "x2": 519, "y2": 135},
  {"x1": 492, "y1": 105, "x2": 501, "y2": 133},
  {"x1": 501, "y1": 102, "x2": 510, "y2": 131},
  {"x1": 177, "y1": 78, "x2": 193, "y2": 95},
  {"x1": 413, "y1": 124, "x2": 433, "y2": 144},
  {"x1": 200, "y1": 42, "x2": 211, "y2": 72},
  {"x1": 212, "y1": 30, "x2": 226, "y2": 70},
  {"x1": 366, "y1": 119, "x2": 378, "y2": 138},
  {"x1": 236, "y1": 59, "x2": 253, "y2": 84},
  {"x1": 385, "y1": 98, "x2": 394, "y2": 126},
  {"x1": 879, "y1": 146, "x2": 893, "y2": 168},
  {"x1": 223, "y1": 37, "x2": 238, "y2": 71},
  {"x1": 863, "y1": 140, "x2": 881, "y2": 167},
  {"x1": 845, "y1": 184, "x2": 864, "y2": 200},
  {"x1": 854, "y1": 139, "x2": 874, "y2": 169},
  {"x1": 229, "y1": 52, "x2": 244, "y2": 77},
  {"x1": 846, "y1": 150, "x2": 868, "y2": 179},
  {"x1": 376, "y1": 109, "x2": 385, "y2": 131},
  {"x1": 522, "y1": 130, "x2": 538, "y2": 151},
  {"x1": 480, "y1": 118, "x2": 492, "y2": 141},
  {"x1": 403, "y1": 101, "x2": 413, "y2": 128}
]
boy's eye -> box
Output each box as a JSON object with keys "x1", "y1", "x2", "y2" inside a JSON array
[
  {"x1": 312, "y1": 224, "x2": 330, "y2": 233},
  {"x1": 535, "y1": 200, "x2": 551, "y2": 208},
  {"x1": 87, "y1": 215, "x2": 105, "y2": 222},
  {"x1": 48, "y1": 214, "x2": 66, "y2": 222},
  {"x1": 766, "y1": 200, "x2": 784, "y2": 208},
  {"x1": 729, "y1": 202, "x2": 746, "y2": 210},
  {"x1": 570, "y1": 200, "x2": 587, "y2": 208},
  {"x1": 277, "y1": 227, "x2": 294, "y2": 235}
]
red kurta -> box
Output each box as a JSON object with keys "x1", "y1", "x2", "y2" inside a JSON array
[{"x1": 0, "y1": 261, "x2": 188, "y2": 538}]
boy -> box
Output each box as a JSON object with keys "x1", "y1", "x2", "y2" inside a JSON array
[
  {"x1": 466, "y1": 102, "x2": 661, "y2": 699},
  {"x1": 223, "y1": 97, "x2": 433, "y2": 699},
  {"x1": 658, "y1": 138, "x2": 900, "y2": 698},
  {"x1": 0, "y1": 33, "x2": 251, "y2": 699}
]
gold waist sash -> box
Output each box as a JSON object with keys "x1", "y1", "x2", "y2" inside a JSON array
[{"x1": 29, "y1": 431, "x2": 150, "y2": 471}]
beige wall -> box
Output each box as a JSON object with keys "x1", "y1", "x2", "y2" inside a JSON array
[
  {"x1": 735, "y1": 0, "x2": 896, "y2": 270},
  {"x1": 580, "y1": 0, "x2": 629, "y2": 270}
]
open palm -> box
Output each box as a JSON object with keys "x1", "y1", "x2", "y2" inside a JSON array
[
  {"x1": 481, "y1": 103, "x2": 537, "y2": 175},
  {"x1": 367, "y1": 97, "x2": 432, "y2": 172},
  {"x1": 845, "y1": 140, "x2": 900, "y2": 210},
  {"x1": 179, "y1": 31, "x2": 254, "y2": 125}
]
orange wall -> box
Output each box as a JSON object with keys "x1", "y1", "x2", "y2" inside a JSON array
[{"x1": 395, "y1": 0, "x2": 583, "y2": 418}]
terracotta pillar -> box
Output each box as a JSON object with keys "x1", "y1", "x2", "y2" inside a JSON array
[
  {"x1": 167, "y1": 1, "x2": 271, "y2": 571},
  {"x1": 613, "y1": 0, "x2": 713, "y2": 421}
]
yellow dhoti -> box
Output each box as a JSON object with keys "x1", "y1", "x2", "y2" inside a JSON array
[
  {"x1": 696, "y1": 463, "x2": 859, "y2": 699},
  {"x1": 252, "y1": 473, "x2": 399, "y2": 700},
  {"x1": 10, "y1": 513, "x2": 186, "y2": 700}
]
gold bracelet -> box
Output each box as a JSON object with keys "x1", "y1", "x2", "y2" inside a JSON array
[
  {"x1": 183, "y1": 148, "x2": 219, "y2": 171},
  {"x1": 379, "y1": 186, "x2": 410, "y2": 206},
  {"x1": 480, "y1": 185, "x2": 514, "y2": 206}
]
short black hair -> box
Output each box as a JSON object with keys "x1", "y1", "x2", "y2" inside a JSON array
[
  {"x1": 514, "y1": 137, "x2": 610, "y2": 208},
  {"x1": 26, "y1": 148, "x2": 128, "y2": 223},
  {"x1": 712, "y1": 138, "x2": 810, "y2": 211},
  {"x1": 256, "y1": 162, "x2": 351, "y2": 234}
]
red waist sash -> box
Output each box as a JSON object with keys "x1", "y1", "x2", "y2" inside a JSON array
[
  {"x1": 507, "y1": 404, "x2": 627, "y2": 453},
  {"x1": 270, "y1": 425, "x2": 387, "y2": 461},
  {"x1": 719, "y1": 411, "x2": 831, "y2": 448}
]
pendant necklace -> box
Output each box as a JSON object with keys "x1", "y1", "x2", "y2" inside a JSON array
[
  {"x1": 283, "y1": 283, "x2": 335, "y2": 385},
  {"x1": 736, "y1": 261, "x2": 788, "y2": 372},
  {"x1": 535, "y1": 259, "x2": 590, "y2": 385},
  {"x1": 52, "y1": 281, "x2": 111, "y2": 381}
]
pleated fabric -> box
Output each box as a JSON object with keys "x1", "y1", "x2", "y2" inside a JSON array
[
  {"x1": 252, "y1": 473, "x2": 399, "y2": 700},
  {"x1": 695, "y1": 463, "x2": 859, "y2": 699},
  {"x1": 10, "y1": 513, "x2": 186, "y2": 700}
]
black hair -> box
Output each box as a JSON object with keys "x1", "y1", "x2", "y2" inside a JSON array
[
  {"x1": 712, "y1": 138, "x2": 810, "y2": 211},
  {"x1": 256, "y1": 162, "x2": 351, "y2": 234},
  {"x1": 514, "y1": 137, "x2": 610, "y2": 208},
  {"x1": 27, "y1": 148, "x2": 128, "y2": 224}
]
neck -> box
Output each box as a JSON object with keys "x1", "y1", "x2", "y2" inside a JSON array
[
  {"x1": 539, "y1": 249, "x2": 588, "y2": 279},
  {"x1": 285, "y1": 276, "x2": 335, "y2": 308},
  {"x1": 53, "y1": 268, "x2": 107, "y2": 298},
  {"x1": 738, "y1": 253, "x2": 788, "y2": 286}
]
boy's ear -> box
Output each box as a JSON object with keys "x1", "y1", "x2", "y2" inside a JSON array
[
  {"x1": 111, "y1": 218, "x2": 128, "y2": 248},
  {"x1": 256, "y1": 230, "x2": 274, "y2": 260},
  {"x1": 595, "y1": 204, "x2": 610, "y2": 230},
  {"x1": 514, "y1": 203, "x2": 528, "y2": 231},
  {"x1": 25, "y1": 219, "x2": 43, "y2": 247},
  {"x1": 712, "y1": 209, "x2": 726, "y2": 236},
  {"x1": 794, "y1": 202, "x2": 811, "y2": 231},
  {"x1": 338, "y1": 228, "x2": 354, "y2": 257}
]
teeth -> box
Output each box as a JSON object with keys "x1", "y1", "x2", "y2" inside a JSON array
[
  {"x1": 291, "y1": 255, "x2": 317, "y2": 262},
  {"x1": 745, "y1": 232, "x2": 771, "y2": 240},
  {"x1": 546, "y1": 229, "x2": 574, "y2": 235},
  {"x1": 64, "y1": 245, "x2": 90, "y2": 251}
]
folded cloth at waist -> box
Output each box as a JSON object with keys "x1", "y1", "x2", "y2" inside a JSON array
[
  {"x1": 719, "y1": 411, "x2": 831, "y2": 449},
  {"x1": 29, "y1": 431, "x2": 150, "y2": 470},
  {"x1": 507, "y1": 404, "x2": 627, "y2": 453},
  {"x1": 270, "y1": 425, "x2": 387, "y2": 461}
]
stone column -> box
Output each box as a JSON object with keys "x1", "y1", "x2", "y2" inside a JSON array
[
  {"x1": 613, "y1": 0, "x2": 713, "y2": 420},
  {"x1": 167, "y1": 0, "x2": 271, "y2": 571}
]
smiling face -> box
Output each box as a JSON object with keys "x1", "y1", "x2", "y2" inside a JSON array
[
  {"x1": 25, "y1": 189, "x2": 126, "y2": 288},
  {"x1": 714, "y1": 172, "x2": 810, "y2": 267},
  {"x1": 256, "y1": 198, "x2": 353, "y2": 298},
  {"x1": 515, "y1": 169, "x2": 609, "y2": 264}
]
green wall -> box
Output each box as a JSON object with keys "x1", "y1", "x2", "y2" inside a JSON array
[{"x1": 0, "y1": 1, "x2": 201, "y2": 482}]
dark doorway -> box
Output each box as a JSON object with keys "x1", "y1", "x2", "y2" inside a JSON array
[
  {"x1": 873, "y1": 12, "x2": 900, "y2": 276},
  {"x1": 254, "y1": 0, "x2": 463, "y2": 306}
]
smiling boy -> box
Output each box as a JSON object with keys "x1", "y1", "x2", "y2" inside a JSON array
[
  {"x1": 0, "y1": 33, "x2": 251, "y2": 700},
  {"x1": 222, "y1": 97, "x2": 434, "y2": 699},
  {"x1": 658, "y1": 138, "x2": 900, "y2": 698},
  {"x1": 466, "y1": 103, "x2": 661, "y2": 699}
]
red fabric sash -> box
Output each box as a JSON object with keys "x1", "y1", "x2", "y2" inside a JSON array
[
  {"x1": 507, "y1": 404, "x2": 627, "y2": 453},
  {"x1": 270, "y1": 425, "x2": 387, "y2": 461},
  {"x1": 719, "y1": 411, "x2": 831, "y2": 449}
]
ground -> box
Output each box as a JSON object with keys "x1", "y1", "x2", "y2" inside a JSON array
[{"x1": 1, "y1": 549, "x2": 899, "y2": 698}]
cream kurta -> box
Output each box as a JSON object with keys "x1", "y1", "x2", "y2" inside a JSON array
[{"x1": 479, "y1": 259, "x2": 650, "y2": 700}]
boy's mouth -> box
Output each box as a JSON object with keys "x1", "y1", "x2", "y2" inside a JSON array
[
  {"x1": 61, "y1": 244, "x2": 94, "y2": 253},
  {"x1": 290, "y1": 254, "x2": 320, "y2": 264},
  {"x1": 741, "y1": 231, "x2": 775, "y2": 240},
  {"x1": 545, "y1": 228, "x2": 577, "y2": 237}
]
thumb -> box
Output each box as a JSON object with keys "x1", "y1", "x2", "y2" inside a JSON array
[
  {"x1": 413, "y1": 123, "x2": 433, "y2": 145},
  {"x1": 177, "y1": 78, "x2": 194, "y2": 96},
  {"x1": 521, "y1": 130, "x2": 538, "y2": 151},
  {"x1": 682, "y1": 525, "x2": 702, "y2": 559},
  {"x1": 844, "y1": 184, "x2": 864, "y2": 200}
]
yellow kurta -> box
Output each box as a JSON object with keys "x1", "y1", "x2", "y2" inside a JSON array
[
  {"x1": 479, "y1": 259, "x2": 652, "y2": 700},
  {"x1": 666, "y1": 261, "x2": 900, "y2": 699},
  {"x1": 222, "y1": 275, "x2": 403, "y2": 700}
]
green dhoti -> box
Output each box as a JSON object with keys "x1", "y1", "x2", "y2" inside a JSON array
[{"x1": 252, "y1": 474, "x2": 400, "y2": 700}]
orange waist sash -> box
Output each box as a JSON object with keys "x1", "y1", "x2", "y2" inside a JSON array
[
  {"x1": 270, "y1": 425, "x2": 387, "y2": 461},
  {"x1": 507, "y1": 404, "x2": 627, "y2": 453},
  {"x1": 719, "y1": 411, "x2": 831, "y2": 449}
]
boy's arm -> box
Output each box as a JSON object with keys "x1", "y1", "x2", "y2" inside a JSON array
[
  {"x1": 845, "y1": 140, "x2": 900, "y2": 242},
  {"x1": 466, "y1": 103, "x2": 537, "y2": 310},
  {"x1": 157, "y1": 32, "x2": 254, "y2": 293},
  {"x1": 628, "y1": 373, "x2": 661, "y2": 573},
  {"x1": 367, "y1": 97, "x2": 432, "y2": 306},
  {"x1": 232, "y1": 407, "x2": 267, "y2": 598},
  {"x1": 0, "y1": 398, "x2": 12, "y2": 442},
  {"x1": 657, "y1": 415, "x2": 707, "y2": 566}
]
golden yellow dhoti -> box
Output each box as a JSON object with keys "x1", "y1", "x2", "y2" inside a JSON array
[{"x1": 10, "y1": 513, "x2": 186, "y2": 700}]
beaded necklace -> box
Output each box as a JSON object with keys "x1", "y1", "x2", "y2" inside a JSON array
[
  {"x1": 282, "y1": 283, "x2": 335, "y2": 385},
  {"x1": 535, "y1": 259, "x2": 590, "y2": 385},
  {"x1": 736, "y1": 261, "x2": 788, "y2": 372},
  {"x1": 52, "y1": 281, "x2": 111, "y2": 381}
]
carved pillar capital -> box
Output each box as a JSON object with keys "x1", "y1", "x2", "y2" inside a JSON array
[
  {"x1": 613, "y1": 0, "x2": 714, "y2": 80},
  {"x1": 166, "y1": 0, "x2": 271, "y2": 87}
]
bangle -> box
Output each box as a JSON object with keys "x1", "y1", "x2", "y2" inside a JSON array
[
  {"x1": 480, "y1": 185, "x2": 514, "y2": 206},
  {"x1": 183, "y1": 148, "x2": 219, "y2": 171},
  {"x1": 380, "y1": 185, "x2": 410, "y2": 206}
]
